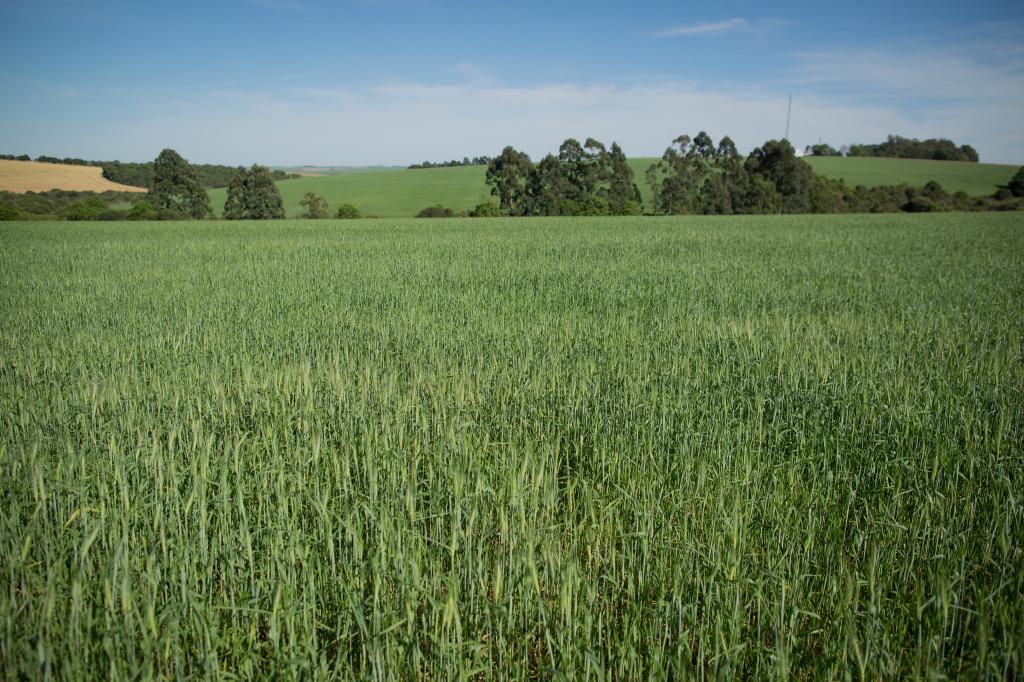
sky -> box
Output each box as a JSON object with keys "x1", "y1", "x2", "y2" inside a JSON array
[{"x1": 1, "y1": 0, "x2": 1022, "y2": 166}]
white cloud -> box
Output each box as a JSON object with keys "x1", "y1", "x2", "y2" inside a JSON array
[
  {"x1": 654, "y1": 18, "x2": 749, "y2": 38},
  {"x1": 8, "y1": 42, "x2": 1022, "y2": 166},
  {"x1": 79, "y1": 81, "x2": 969, "y2": 166}
]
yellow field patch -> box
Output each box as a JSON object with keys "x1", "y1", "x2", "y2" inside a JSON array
[{"x1": 0, "y1": 159, "x2": 145, "y2": 193}]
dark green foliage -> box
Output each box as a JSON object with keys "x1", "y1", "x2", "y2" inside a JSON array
[
  {"x1": 96, "y1": 208, "x2": 129, "y2": 221},
  {"x1": 125, "y1": 200, "x2": 156, "y2": 221},
  {"x1": 604, "y1": 143, "x2": 642, "y2": 214},
  {"x1": 416, "y1": 205, "x2": 454, "y2": 218},
  {"x1": 848, "y1": 135, "x2": 979, "y2": 162},
  {"x1": 469, "y1": 200, "x2": 501, "y2": 217},
  {"x1": 745, "y1": 139, "x2": 826, "y2": 213},
  {"x1": 485, "y1": 147, "x2": 534, "y2": 215},
  {"x1": 64, "y1": 196, "x2": 107, "y2": 221},
  {"x1": 647, "y1": 132, "x2": 757, "y2": 215},
  {"x1": 148, "y1": 149, "x2": 213, "y2": 219},
  {"x1": 904, "y1": 195, "x2": 938, "y2": 212},
  {"x1": 645, "y1": 133, "x2": 1002, "y2": 216},
  {"x1": 335, "y1": 203, "x2": 362, "y2": 219},
  {"x1": 100, "y1": 160, "x2": 296, "y2": 189},
  {"x1": 0, "y1": 202, "x2": 19, "y2": 220},
  {"x1": 805, "y1": 143, "x2": 841, "y2": 156},
  {"x1": 223, "y1": 165, "x2": 285, "y2": 220},
  {"x1": 0, "y1": 189, "x2": 138, "y2": 220},
  {"x1": 409, "y1": 156, "x2": 491, "y2": 169},
  {"x1": 1004, "y1": 167, "x2": 1024, "y2": 197},
  {"x1": 299, "y1": 192, "x2": 329, "y2": 219},
  {"x1": 485, "y1": 138, "x2": 642, "y2": 217}
]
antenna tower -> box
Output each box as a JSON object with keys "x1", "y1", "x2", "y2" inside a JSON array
[{"x1": 784, "y1": 94, "x2": 792, "y2": 141}]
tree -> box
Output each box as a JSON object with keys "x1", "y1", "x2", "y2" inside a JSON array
[
  {"x1": 222, "y1": 173, "x2": 245, "y2": 219},
  {"x1": 485, "y1": 146, "x2": 533, "y2": 215},
  {"x1": 300, "y1": 192, "x2": 329, "y2": 219},
  {"x1": 805, "y1": 143, "x2": 840, "y2": 157},
  {"x1": 469, "y1": 200, "x2": 501, "y2": 217},
  {"x1": 1004, "y1": 167, "x2": 1024, "y2": 198},
  {"x1": 745, "y1": 139, "x2": 821, "y2": 213},
  {"x1": 647, "y1": 132, "x2": 732, "y2": 214},
  {"x1": 604, "y1": 142, "x2": 642, "y2": 215},
  {"x1": 526, "y1": 154, "x2": 570, "y2": 216},
  {"x1": 222, "y1": 165, "x2": 285, "y2": 220},
  {"x1": 148, "y1": 149, "x2": 212, "y2": 219},
  {"x1": 335, "y1": 203, "x2": 362, "y2": 219}
]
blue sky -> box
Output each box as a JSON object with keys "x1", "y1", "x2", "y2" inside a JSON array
[{"x1": 1, "y1": 0, "x2": 1022, "y2": 165}]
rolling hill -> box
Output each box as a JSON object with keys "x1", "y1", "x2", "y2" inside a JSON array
[
  {"x1": 0, "y1": 160, "x2": 146, "y2": 194},
  {"x1": 200, "y1": 156, "x2": 1018, "y2": 218},
  {"x1": 805, "y1": 157, "x2": 1015, "y2": 196}
]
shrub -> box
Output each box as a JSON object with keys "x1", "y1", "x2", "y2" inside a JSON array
[
  {"x1": 904, "y1": 196, "x2": 937, "y2": 213},
  {"x1": 64, "y1": 196, "x2": 107, "y2": 221},
  {"x1": 335, "y1": 203, "x2": 362, "y2": 219},
  {"x1": 0, "y1": 202, "x2": 19, "y2": 221},
  {"x1": 416, "y1": 205, "x2": 454, "y2": 218},
  {"x1": 300, "y1": 192, "x2": 329, "y2": 219},
  {"x1": 126, "y1": 200, "x2": 157, "y2": 221},
  {"x1": 156, "y1": 208, "x2": 190, "y2": 221},
  {"x1": 469, "y1": 200, "x2": 501, "y2": 217}
]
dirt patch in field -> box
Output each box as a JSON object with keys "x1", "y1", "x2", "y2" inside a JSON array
[{"x1": 0, "y1": 160, "x2": 146, "y2": 193}]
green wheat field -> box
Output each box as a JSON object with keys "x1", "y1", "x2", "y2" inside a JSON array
[{"x1": 2, "y1": 214, "x2": 1023, "y2": 679}]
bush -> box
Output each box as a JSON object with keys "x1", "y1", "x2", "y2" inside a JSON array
[
  {"x1": 126, "y1": 200, "x2": 157, "y2": 221},
  {"x1": 416, "y1": 205, "x2": 454, "y2": 218},
  {"x1": 904, "y1": 196, "x2": 938, "y2": 213},
  {"x1": 0, "y1": 202, "x2": 19, "y2": 221},
  {"x1": 300, "y1": 192, "x2": 329, "y2": 219},
  {"x1": 64, "y1": 196, "x2": 107, "y2": 221},
  {"x1": 469, "y1": 200, "x2": 501, "y2": 217},
  {"x1": 616, "y1": 199, "x2": 642, "y2": 216},
  {"x1": 335, "y1": 203, "x2": 362, "y2": 219},
  {"x1": 156, "y1": 208, "x2": 190, "y2": 221}
]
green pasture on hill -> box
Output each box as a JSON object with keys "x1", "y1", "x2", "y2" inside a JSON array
[
  {"x1": 209, "y1": 164, "x2": 495, "y2": 218},
  {"x1": 805, "y1": 156, "x2": 1016, "y2": 196},
  {"x1": 208, "y1": 157, "x2": 1016, "y2": 218},
  {"x1": 2, "y1": 213, "x2": 1023, "y2": 678}
]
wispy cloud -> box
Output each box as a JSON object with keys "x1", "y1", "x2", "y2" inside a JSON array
[
  {"x1": 788, "y1": 48, "x2": 1024, "y2": 101},
  {"x1": 654, "y1": 18, "x2": 749, "y2": 38}
]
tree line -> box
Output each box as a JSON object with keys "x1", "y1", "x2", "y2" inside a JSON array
[
  {"x1": 408, "y1": 156, "x2": 492, "y2": 170},
  {"x1": 0, "y1": 153, "x2": 298, "y2": 188},
  {"x1": 484, "y1": 138, "x2": 642, "y2": 217},
  {"x1": 3, "y1": 142, "x2": 1022, "y2": 222},
  {"x1": 848, "y1": 135, "x2": 979, "y2": 162},
  {"x1": 799, "y1": 135, "x2": 979, "y2": 162},
  {"x1": 481, "y1": 133, "x2": 1020, "y2": 217}
]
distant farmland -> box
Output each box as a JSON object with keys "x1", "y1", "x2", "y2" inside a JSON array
[
  {"x1": 0, "y1": 160, "x2": 145, "y2": 194},
  {"x1": 210, "y1": 157, "x2": 1017, "y2": 218}
]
